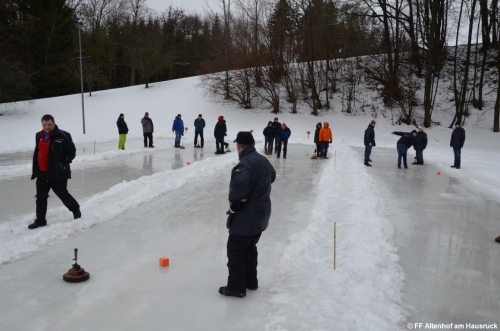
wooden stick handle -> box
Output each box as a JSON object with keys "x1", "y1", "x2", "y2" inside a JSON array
[
  {"x1": 74, "y1": 248, "x2": 78, "y2": 262},
  {"x1": 334, "y1": 222, "x2": 336, "y2": 270}
]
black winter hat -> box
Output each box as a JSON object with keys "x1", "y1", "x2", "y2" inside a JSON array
[
  {"x1": 411, "y1": 130, "x2": 417, "y2": 134},
  {"x1": 268, "y1": 121, "x2": 273, "y2": 125},
  {"x1": 234, "y1": 131, "x2": 255, "y2": 144}
]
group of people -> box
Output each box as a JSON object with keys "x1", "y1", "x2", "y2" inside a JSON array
[
  {"x1": 311, "y1": 122, "x2": 333, "y2": 159},
  {"x1": 363, "y1": 120, "x2": 466, "y2": 169},
  {"x1": 115, "y1": 113, "x2": 232, "y2": 154},
  {"x1": 262, "y1": 117, "x2": 291, "y2": 158}
]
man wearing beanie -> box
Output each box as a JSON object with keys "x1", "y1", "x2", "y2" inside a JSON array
[
  {"x1": 172, "y1": 114, "x2": 184, "y2": 148},
  {"x1": 219, "y1": 132, "x2": 276, "y2": 298},
  {"x1": 450, "y1": 122, "x2": 466, "y2": 169},
  {"x1": 276, "y1": 123, "x2": 291, "y2": 159},
  {"x1": 272, "y1": 117, "x2": 281, "y2": 153},
  {"x1": 141, "y1": 112, "x2": 154, "y2": 148},
  {"x1": 214, "y1": 116, "x2": 227, "y2": 154}
]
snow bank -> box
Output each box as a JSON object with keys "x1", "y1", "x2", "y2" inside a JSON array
[
  {"x1": 0, "y1": 153, "x2": 236, "y2": 265},
  {"x1": 265, "y1": 143, "x2": 406, "y2": 330}
]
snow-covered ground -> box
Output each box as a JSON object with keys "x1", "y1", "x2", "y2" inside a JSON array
[{"x1": 1, "y1": 75, "x2": 499, "y2": 330}]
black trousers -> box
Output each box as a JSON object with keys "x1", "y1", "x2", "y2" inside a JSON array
[
  {"x1": 143, "y1": 132, "x2": 153, "y2": 147},
  {"x1": 274, "y1": 136, "x2": 280, "y2": 153},
  {"x1": 315, "y1": 143, "x2": 322, "y2": 156},
  {"x1": 36, "y1": 171, "x2": 79, "y2": 222},
  {"x1": 215, "y1": 137, "x2": 224, "y2": 153},
  {"x1": 416, "y1": 150, "x2": 424, "y2": 164},
  {"x1": 194, "y1": 132, "x2": 204, "y2": 147},
  {"x1": 227, "y1": 232, "x2": 262, "y2": 293},
  {"x1": 277, "y1": 141, "x2": 288, "y2": 157}
]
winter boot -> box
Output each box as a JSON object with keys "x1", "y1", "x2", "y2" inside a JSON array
[
  {"x1": 218, "y1": 286, "x2": 245, "y2": 298},
  {"x1": 364, "y1": 162, "x2": 372, "y2": 167},
  {"x1": 247, "y1": 285, "x2": 258, "y2": 291},
  {"x1": 180, "y1": 144, "x2": 185, "y2": 150},
  {"x1": 175, "y1": 143, "x2": 179, "y2": 148},
  {"x1": 323, "y1": 156, "x2": 329, "y2": 159},
  {"x1": 28, "y1": 219, "x2": 47, "y2": 229}
]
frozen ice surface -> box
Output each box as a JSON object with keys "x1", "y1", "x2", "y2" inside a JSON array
[
  {"x1": 0, "y1": 140, "x2": 205, "y2": 224},
  {"x1": 0, "y1": 144, "x2": 326, "y2": 331},
  {"x1": 355, "y1": 147, "x2": 500, "y2": 324}
]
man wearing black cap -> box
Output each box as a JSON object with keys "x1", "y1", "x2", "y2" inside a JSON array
[
  {"x1": 194, "y1": 114, "x2": 205, "y2": 148},
  {"x1": 272, "y1": 117, "x2": 281, "y2": 153},
  {"x1": 392, "y1": 130, "x2": 417, "y2": 169},
  {"x1": 219, "y1": 131, "x2": 276, "y2": 298},
  {"x1": 141, "y1": 112, "x2": 154, "y2": 148},
  {"x1": 450, "y1": 122, "x2": 465, "y2": 169}
]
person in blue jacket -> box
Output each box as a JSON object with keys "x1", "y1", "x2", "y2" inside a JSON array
[
  {"x1": 276, "y1": 123, "x2": 291, "y2": 159},
  {"x1": 194, "y1": 114, "x2": 206, "y2": 148},
  {"x1": 172, "y1": 114, "x2": 184, "y2": 148},
  {"x1": 392, "y1": 130, "x2": 417, "y2": 169}
]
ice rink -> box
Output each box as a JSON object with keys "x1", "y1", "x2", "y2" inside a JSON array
[
  {"x1": 0, "y1": 144, "x2": 325, "y2": 331},
  {"x1": 355, "y1": 147, "x2": 500, "y2": 324}
]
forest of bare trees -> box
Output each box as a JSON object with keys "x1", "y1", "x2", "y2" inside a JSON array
[{"x1": 0, "y1": 0, "x2": 499, "y2": 129}]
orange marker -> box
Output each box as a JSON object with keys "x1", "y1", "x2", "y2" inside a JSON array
[
  {"x1": 437, "y1": 172, "x2": 441, "y2": 176},
  {"x1": 159, "y1": 257, "x2": 169, "y2": 267},
  {"x1": 187, "y1": 162, "x2": 191, "y2": 165}
]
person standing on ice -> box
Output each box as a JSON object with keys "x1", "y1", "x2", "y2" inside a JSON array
[
  {"x1": 193, "y1": 114, "x2": 205, "y2": 148},
  {"x1": 276, "y1": 123, "x2": 291, "y2": 159},
  {"x1": 318, "y1": 121, "x2": 333, "y2": 159},
  {"x1": 172, "y1": 114, "x2": 185, "y2": 148},
  {"x1": 412, "y1": 127, "x2": 427, "y2": 165},
  {"x1": 450, "y1": 122, "x2": 466, "y2": 169},
  {"x1": 28, "y1": 115, "x2": 81, "y2": 229},
  {"x1": 263, "y1": 121, "x2": 275, "y2": 155},
  {"x1": 214, "y1": 116, "x2": 227, "y2": 154},
  {"x1": 311, "y1": 122, "x2": 322, "y2": 159},
  {"x1": 272, "y1": 117, "x2": 281, "y2": 153},
  {"x1": 392, "y1": 130, "x2": 417, "y2": 169},
  {"x1": 364, "y1": 120, "x2": 376, "y2": 166},
  {"x1": 117, "y1": 113, "x2": 129, "y2": 150},
  {"x1": 141, "y1": 112, "x2": 154, "y2": 148},
  {"x1": 219, "y1": 131, "x2": 276, "y2": 298}
]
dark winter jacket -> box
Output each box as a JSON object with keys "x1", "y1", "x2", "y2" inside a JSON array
[
  {"x1": 214, "y1": 120, "x2": 227, "y2": 139},
  {"x1": 263, "y1": 123, "x2": 274, "y2": 138},
  {"x1": 364, "y1": 124, "x2": 376, "y2": 147},
  {"x1": 172, "y1": 117, "x2": 184, "y2": 133},
  {"x1": 194, "y1": 118, "x2": 205, "y2": 133},
  {"x1": 413, "y1": 132, "x2": 428, "y2": 151},
  {"x1": 394, "y1": 132, "x2": 414, "y2": 148},
  {"x1": 277, "y1": 127, "x2": 292, "y2": 142},
  {"x1": 141, "y1": 117, "x2": 154, "y2": 133},
  {"x1": 314, "y1": 122, "x2": 322, "y2": 144},
  {"x1": 450, "y1": 127, "x2": 466, "y2": 148},
  {"x1": 272, "y1": 121, "x2": 281, "y2": 136},
  {"x1": 117, "y1": 118, "x2": 129, "y2": 134},
  {"x1": 31, "y1": 126, "x2": 76, "y2": 180},
  {"x1": 227, "y1": 146, "x2": 276, "y2": 236}
]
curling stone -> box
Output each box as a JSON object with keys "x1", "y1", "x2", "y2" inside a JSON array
[
  {"x1": 495, "y1": 236, "x2": 500, "y2": 244},
  {"x1": 63, "y1": 248, "x2": 90, "y2": 283}
]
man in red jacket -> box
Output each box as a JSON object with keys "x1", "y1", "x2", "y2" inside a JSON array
[{"x1": 29, "y1": 115, "x2": 81, "y2": 229}]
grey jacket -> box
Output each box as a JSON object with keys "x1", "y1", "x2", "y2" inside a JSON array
[
  {"x1": 226, "y1": 146, "x2": 276, "y2": 236},
  {"x1": 141, "y1": 117, "x2": 154, "y2": 133}
]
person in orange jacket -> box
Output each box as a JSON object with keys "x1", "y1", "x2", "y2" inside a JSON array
[{"x1": 318, "y1": 121, "x2": 333, "y2": 159}]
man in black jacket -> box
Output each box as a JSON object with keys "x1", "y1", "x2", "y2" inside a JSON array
[
  {"x1": 214, "y1": 116, "x2": 227, "y2": 154},
  {"x1": 450, "y1": 122, "x2": 466, "y2": 169},
  {"x1": 29, "y1": 115, "x2": 81, "y2": 229},
  {"x1": 272, "y1": 117, "x2": 281, "y2": 154},
  {"x1": 364, "y1": 120, "x2": 376, "y2": 166},
  {"x1": 412, "y1": 127, "x2": 428, "y2": 165},
  {"x1": 312, "y1": 122, "x2": 322, "y2": 159},
  {"x1": 392, "y1": 130, "x2": 417, "y2": 169},
  {"x1": 117, "y1": 113, "x2": 129, "y2": 150},
  {"x1": 263, "y1": 121, "x2": 275, "y2": 155},
  {"x1": 219, "y1": 132, "x2": 276, "y2": 298}
]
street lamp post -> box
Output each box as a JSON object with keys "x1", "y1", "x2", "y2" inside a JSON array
[{"x1": 76, "y1": 19, "x2": 86, "y2": 134}]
